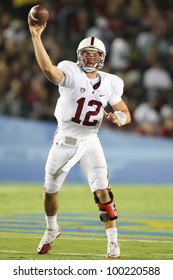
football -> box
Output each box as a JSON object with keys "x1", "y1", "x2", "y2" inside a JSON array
[{"x1": 28, "y1": 5, "x2": 49, "y2": 26}]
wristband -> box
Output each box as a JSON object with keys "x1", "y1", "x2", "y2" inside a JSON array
[{"x1": 113, "y1": 111, "x2": 127, "y2": 126}]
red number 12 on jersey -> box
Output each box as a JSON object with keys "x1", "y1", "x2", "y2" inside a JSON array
[{"x1": 71, "y1": 97, "x2": 102, "y2": 126}]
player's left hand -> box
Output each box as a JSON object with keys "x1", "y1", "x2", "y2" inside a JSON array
[
  {"x1": 104, "y1": 110, "x2": 127, "y2": 126},
  {"x1": 104, "y1": 111, "x2": 121, "y2": 126}
]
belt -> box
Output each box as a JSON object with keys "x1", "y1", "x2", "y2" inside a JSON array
[
  {"x1": 62, "y1": 137, "x2": 87, "y2": 172},
  {"x1": 63, "y1": 136, "x2": 79, "y2": 146}
]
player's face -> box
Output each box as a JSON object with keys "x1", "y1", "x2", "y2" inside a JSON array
[{"x1": 81, "y1": 50, "x2": 102, "y2": 68}]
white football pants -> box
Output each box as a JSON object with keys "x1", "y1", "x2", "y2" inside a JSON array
[{"x1": 44, "y1": 133, "x2": 108, "y2": 193}]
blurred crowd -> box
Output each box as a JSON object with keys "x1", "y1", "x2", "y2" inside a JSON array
[{"x1": 0, "y1": 0, "x2": 173, "y2": 138}]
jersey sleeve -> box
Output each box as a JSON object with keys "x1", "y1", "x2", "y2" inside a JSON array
[
  {"x1": 57, "y1": 60, "x2": 77, "y2": 88},
  {"x1": 108, "y1": 76, "x2": 124, "y2": 106}
]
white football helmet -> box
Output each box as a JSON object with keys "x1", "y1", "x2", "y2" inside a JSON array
[{"x1": 77, "y1": 37, "x2": 106, "y2": 72}]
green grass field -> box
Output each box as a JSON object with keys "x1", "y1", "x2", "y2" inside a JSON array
[{"x1": 0, "y1": 183, "x2": 173, "y2": 260}]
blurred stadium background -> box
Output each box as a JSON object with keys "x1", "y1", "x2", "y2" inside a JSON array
[
  {"x1": 0, "y1": 116, "x2": 173, "y2": 184},
  {"x1": 0, "y1": 0, "x2": 173, "y2": 184}
]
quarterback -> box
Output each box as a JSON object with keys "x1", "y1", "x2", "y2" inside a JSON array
[{"x1": 28, "y1": 18, "x2": 131, "y2": 258}]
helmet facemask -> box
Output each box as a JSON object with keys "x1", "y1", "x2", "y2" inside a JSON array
[
  {"x1": 77, "y1": 48, "x2": 105, "y2": 72},
  {"x1": 77, "y1": 37, "x2": 106, "y2": 73}
]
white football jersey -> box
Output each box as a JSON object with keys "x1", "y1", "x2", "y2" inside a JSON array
[{"x1": 54, "y1": 61, "x2": 124, "y2": 137}]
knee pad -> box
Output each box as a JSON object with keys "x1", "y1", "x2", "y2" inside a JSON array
[
  {"x1": 94, "y1": 189, "x2": 118, "y2": 222},
  {"x1": 44, "y1": 182, "x2": 59, "y2": 194}
]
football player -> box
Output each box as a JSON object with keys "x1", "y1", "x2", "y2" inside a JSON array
[{"x1": 28, "y1": 18, "x2": 131, "y2": 258}]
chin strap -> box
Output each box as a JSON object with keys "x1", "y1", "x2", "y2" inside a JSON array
[
  {"x1": 82, "y1": 66, "x2": 97, "y2": 73},
  {"x1": 94, "y1": 189, "x2": 118, "y2": 222}
]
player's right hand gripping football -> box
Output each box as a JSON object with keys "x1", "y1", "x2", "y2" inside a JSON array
[{"x1": 28, "y1": 16, "x2": 46, "y2": 37}]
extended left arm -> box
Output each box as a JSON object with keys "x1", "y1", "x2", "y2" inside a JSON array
[{"x1": 104, "y1": 100, "x2": 131, "y2": 126}]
